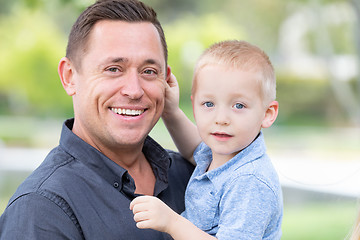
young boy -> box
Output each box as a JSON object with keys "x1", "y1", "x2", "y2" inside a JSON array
[{"x1": 130, "y1": 40, "x2": 283, "y2": 240}]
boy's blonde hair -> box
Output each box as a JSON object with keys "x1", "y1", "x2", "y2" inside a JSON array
[{"x1": 192, "y1": 40, "x2": 276, "y2": 105}]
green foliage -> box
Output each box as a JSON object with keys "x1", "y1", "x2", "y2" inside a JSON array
[
  {"x1": 0, "y1": 8, "x2": 73, "y2": 117},
  {"x1": 305, "y1": 16, "x2": 357, "y2": 55},
  {"x1": 0, "y1": 0, "x2": 357, "y2": 127},
  {"x1": 276, "y1": 75, "x2": 346, "y2": 126},
  {"x1": 165, "y1": 13, "x2": 246, "y2": 102}
]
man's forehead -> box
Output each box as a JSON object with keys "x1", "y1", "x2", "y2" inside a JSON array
[{"x1": 81, "y1": 20, "x2": 165, "y2": 63}]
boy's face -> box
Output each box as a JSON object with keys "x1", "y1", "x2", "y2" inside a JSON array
[{"x1": 192, "y1": 64, "x2": 272, "y2": 161}]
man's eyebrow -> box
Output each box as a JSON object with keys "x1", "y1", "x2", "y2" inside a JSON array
[
  {"x1": 112, "y1": 57, "x2": 127, "y2": 63},
  {"x1": 144, "y1": 59, "x2": 163, "y2": 70},
  {"x1": 101, "y1": 57, "x2": 164, "y2": 72},
  {"x1": 105, "y1": 58, "x2": 161, "y2": 67},
  {"x1": 99, "y1": 57, "x2": 128, "y2": 66}
]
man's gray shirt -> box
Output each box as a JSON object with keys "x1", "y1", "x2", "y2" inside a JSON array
[{"x1": 0, "y1": 119, "x2": 194, "y2": 240}]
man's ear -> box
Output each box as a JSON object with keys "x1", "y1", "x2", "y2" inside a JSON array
[
  {"x1": 261, "y1": 101, "x2": 279, "y2": 129},
  {"x1": 58, "y1": 57, "x2": 76, "y2": 96},
  {"x1": 165, "y1": 65, "x2": 171, "y2": 83}
]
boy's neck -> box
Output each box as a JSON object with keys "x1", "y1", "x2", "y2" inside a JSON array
[
  {"x1": 208, "y1": 153, "x2": 234, "y2": 171},
  {"x1": 207, "y1": 132, "x2": 261, "y2": 172}
]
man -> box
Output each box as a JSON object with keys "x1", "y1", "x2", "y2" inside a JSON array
[{"x1": 0, "y1": 0, "x2": 193, "y2": 239}]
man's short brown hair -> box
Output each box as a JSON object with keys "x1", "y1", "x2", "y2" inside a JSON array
[{"x1": 66, "y1": 0, "x2": 167, "y2": 70}]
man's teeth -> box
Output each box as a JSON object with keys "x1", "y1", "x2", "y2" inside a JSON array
[{"x1": 111, "y1": 108, "x2": 144, "y2": 116}]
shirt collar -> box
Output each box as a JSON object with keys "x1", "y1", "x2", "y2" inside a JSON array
[
  {"x1": 194, "y1": 132, "x2": 267, "y2": 180},
  {"x1": 59, "y1": 118, "x2": 171, "y2": 197}
]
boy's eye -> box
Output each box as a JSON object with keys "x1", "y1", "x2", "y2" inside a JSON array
[
  {"x1": 203, "y1": 102, "x2": 214, "y2": 108},
  {"x1": 234, "y1": 103, "x2": 244, "y2": 109}
]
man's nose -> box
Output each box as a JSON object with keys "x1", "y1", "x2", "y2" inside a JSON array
[{"x1": 119, "y1": 71, "x2": 144, "y2": 100}]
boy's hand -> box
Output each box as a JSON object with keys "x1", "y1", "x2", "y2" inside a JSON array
[
  {"x1": 162, "y1": 73, "x2": 180, "y2": 119},
  {"x1": 130, "y1": 196, "x2": 179, "y2": 234},
  {"x1": 160, "y1": 72, "x2": 200, "y2": 162}
]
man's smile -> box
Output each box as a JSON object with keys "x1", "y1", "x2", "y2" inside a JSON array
[{"x1": 110, "y1": 107, "x2": 145, "y2": 116}]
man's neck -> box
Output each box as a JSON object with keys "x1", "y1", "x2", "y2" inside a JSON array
[{"x1": 106, "y1": 146, "x2": 156, "y2": 196}]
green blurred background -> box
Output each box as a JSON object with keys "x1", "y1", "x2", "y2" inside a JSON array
[{"x1": 0, "y1": 0, "x2": 360, "y2": 239}]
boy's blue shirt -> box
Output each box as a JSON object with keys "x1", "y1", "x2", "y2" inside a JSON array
[{"x1": 182, "y1": 132, "x2": 283, "y2": 240}]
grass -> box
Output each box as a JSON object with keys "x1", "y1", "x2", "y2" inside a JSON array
[
  {"x1": 0, "y1": 196, "x2": 357, "y2": 240},
  {"x1": 1, "y1": 172, "x2": 358, "y2": 240},
  {"x1": 282, "y1": 201, "x2": 358, "y2": 240},
  {"x1": 0, "y1": 172, "x2": 30, "y2": 214},
  {"x1": 0, "y1": 198, "x2": 8, "y2": 215}
]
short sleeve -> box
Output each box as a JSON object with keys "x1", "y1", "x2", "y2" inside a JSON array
[
  {"x1": 216, "y1": 175, "x2": 280, "y2": 240},
  {"x1": 0, "y1": 192, "x2": 83, "y2": 240}
]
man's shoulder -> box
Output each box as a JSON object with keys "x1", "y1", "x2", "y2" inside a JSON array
[
  {"x1": 8, "y1": 146, "x2": 77, "y2": 205},
  {"x1": 166, "y1": 149, "x2": 193, "y2": 166},
  {"x1": 0, "y1": 190, "x2": 82, "y2": 239},
  {"x1": 165, "y1": 149, "x2": 181, "y2": 158},
  {"x1": 166, "y1": 149, "x2": 194, "y2": 179}
]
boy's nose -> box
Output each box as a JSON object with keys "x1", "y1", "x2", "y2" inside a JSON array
[
  {"x1": 215, "y1": 119, "x2": 230, "y2": 126},
  {"x1": 215, "y1": 108, "x2": 230, "y2": 125}
]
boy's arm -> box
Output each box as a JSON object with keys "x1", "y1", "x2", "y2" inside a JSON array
[
  {"x1": 162, "y1": 73, "x2": 201, "y2": 163},
  {"x1": 130, "y1": 196, "x2": 216, "y2": 240}
]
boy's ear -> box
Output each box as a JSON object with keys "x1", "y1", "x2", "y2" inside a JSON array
[
  {"x1": 261, "y1": 101, "x2": 279, "y2": 129},
  {"x1": 58, "y1": 57, "x2": 76, "y2": 96}
]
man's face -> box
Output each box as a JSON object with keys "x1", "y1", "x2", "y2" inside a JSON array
[{"x1": 70, "y1": 20, "x2": 168, "y2": 153}]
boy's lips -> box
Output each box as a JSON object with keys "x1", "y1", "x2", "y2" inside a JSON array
[{"x1": 211, "y1": 132, "x2": 233, "y2": 139}]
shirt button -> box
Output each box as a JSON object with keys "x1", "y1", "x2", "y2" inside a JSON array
[
  {"x1": 113, "y1": 182, "x2": 119, "y2": 188},
  {"x1": 124, "y1": 176, "x2": 130, "y2": 183}
]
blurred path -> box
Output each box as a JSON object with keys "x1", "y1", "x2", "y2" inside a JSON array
[
  {"x1": 1, "y1": 146, "x2": 359, "y2": 199},
  {"x1": 0, "y1": 147, "x2": 47, "y2": 172},
  {"x1": 271, "y1": 152, "x2": 360, "y2": 198}
]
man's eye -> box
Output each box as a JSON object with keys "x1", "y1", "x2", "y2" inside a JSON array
[
  {"x1": 143, "y1": 69, "x2": 157, "y2": 75},
  {"x1": 203, "y1": 102, "x2": 214, "y2": 108},
  {"x1": 234, "y1": 103, "x2": 244, "y2": 109},
  {"x1": 107, "y1": 67, "x2": 119, "y2": 73}
]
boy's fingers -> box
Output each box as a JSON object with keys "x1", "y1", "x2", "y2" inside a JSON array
[
  {"x1": 133, "y1": 211, "x2": 149, "y2": 223},
  {"x1": 167, "y1": 73, "x2": 178, "y2": 88},
  {"x1": 131, "y1": 202, "x2": 150, "y2": 215},
  {"x1": 129, "y1": 196, "x2": 150, "y2": 210},
  {"x1": 136, "y1": 220, "x2": 150, "y2": 229},
  {"x1": 135, "y1": 218, "x2": 158, "y2": 229}
]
